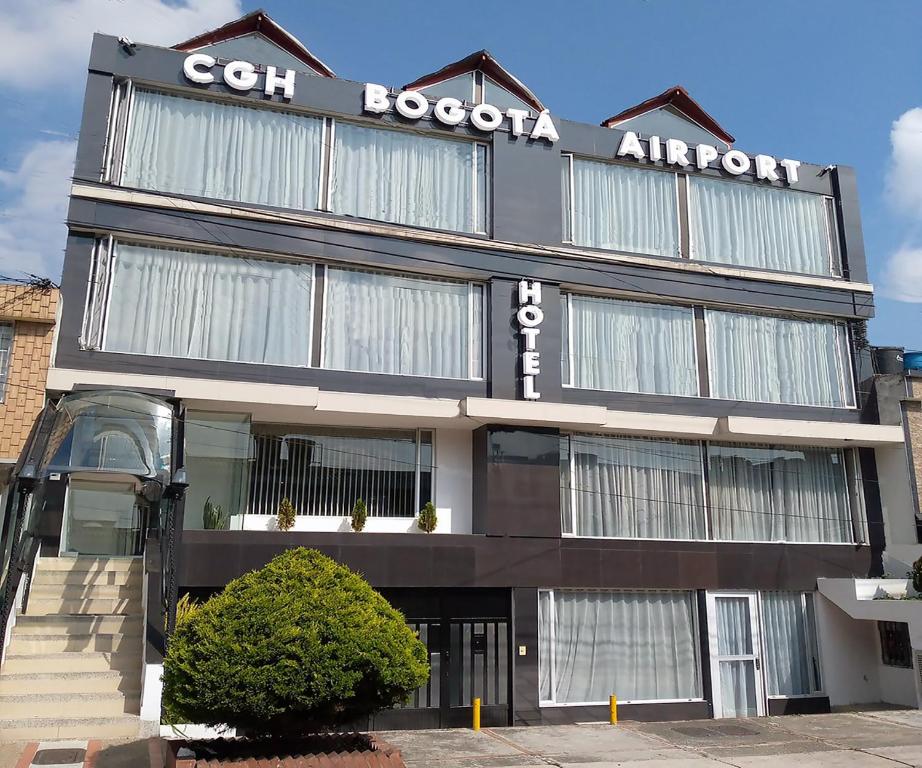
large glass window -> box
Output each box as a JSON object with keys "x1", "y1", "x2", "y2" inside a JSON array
[
  {"x1": 762, "y1": 592, "x2": 822, "y2": 696},
  {"x1": 122, "y1": 89, "x2": 323, "y2": 210},
  {"x1": 708, "y1": 444, "x2": 857, "y2": 543},
  {"x1": 562, "y1": 294, "x2": 697, "y2": 396},
  {"x1": 538, "y1": 590, "x2": 701, "y2": 704},
  {"x1": 689, "y1": 177, "x2": 839, "y2": 276},
  {"x1": 98, "y1": 242, "x2": 314, "y2": 367},
  {"x1": 561, "y1": 434, "x2": 706, "y2": 539},
  {"x1": 331, "y1": 122, "x2": 489, "y2": 234},
  {"x1": 248, "y1": 427, "x2": 432, "y2": 518},
  {"x1": 323, "y1": 267, "x2": 484, "y2": 379},
  {"x1": 567, "y1": 158, "x2": 679, "y2": 257},
  {"x1": 707, "y1": 310, "x2": 854, "y2": 407},
  {"x1": 184, "y1": 412, "x2": 251, "y2": 530}
]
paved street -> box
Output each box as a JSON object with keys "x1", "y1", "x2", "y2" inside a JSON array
[{"x1": 381, "y1": 710, "x2": 922, "y2": 767}]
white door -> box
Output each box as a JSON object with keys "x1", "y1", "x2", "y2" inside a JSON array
[{"x1": 707, "y1": 592, "x2": 765, "y2": 718}]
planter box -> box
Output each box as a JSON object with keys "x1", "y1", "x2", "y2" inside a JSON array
[{"x1": 162, "y1": 733, "x2": 405, "y2": 768}]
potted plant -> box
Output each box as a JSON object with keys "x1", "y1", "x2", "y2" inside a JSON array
[
  {"x1": 417, "y1": 501, "x2": 437, "y2": 534},
  {"x1": 202, "y1": 497, "x2": 228, "y2": 530},
  {"x1": 276, "y1": 497, "x2": 296, "y2": 532},
  {"x1": 162, "y1": 548, "x2": 429, "y2": 740},
  {"x1": 351, "y1": 498, "x2": 367, "y2": 532}
]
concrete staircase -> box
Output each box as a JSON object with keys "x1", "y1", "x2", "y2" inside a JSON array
[{"x1": 0, "y1": 557, "x2": 143, "y2": 740}]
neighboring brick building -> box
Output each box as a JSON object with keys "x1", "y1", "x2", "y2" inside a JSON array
[
  {"x1": 906, "y1": 373, "x2": 922, "y2": 526},
  {"x1": 0, "y1": 283, "x2": 58, "y2": 467}
]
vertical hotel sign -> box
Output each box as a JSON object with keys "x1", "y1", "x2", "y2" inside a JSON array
[{"x1": 517, "y1": 280, "x2": 543, "y2": 400}]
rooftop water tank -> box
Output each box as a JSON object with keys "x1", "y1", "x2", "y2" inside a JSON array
[
  {"x1": 905, "y1": 350, "x2": 922, "y2": 372},
  {"x1": 873, "y1": 347, "x2": 904, "y2": 375}
]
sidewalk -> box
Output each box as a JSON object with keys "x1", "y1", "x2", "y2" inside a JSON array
[
  {"x1": 2, "y1": 711, "x2": 922, "y2": 767},
  {"x1": 380, "y1": 710, "x2": 922, "y2": 767}
]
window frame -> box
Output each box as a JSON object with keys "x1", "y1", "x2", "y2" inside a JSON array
[
  {"x1": 685, "y1": 173, "x2": 842, "y2": 278},
  {"x1": 0, "y1": 322, "x2": 14, "y2": 404},
  {"x1": 104, "y1": 82, "x2": 492, "y2": 237},
  {"x1": 559, "y1": 432, "x2": 865, "y2": 546},
  {"x1": 318, "y1": 265, "x2": 487, "y2": 382},
  {"x1": 703, "y1": 307, "x2": 857, "y2": 410},
  {"x1": 878, "y1": 621, "x2": 913, "y2": 669},
  {"x1": 564, "y1": 154, "x2": 682, "y2": 259},
  {"x1": 560, "y1": 290, "x2": 700, "y2": 397},
  {"x1": 537, "y1": 588, "x2": 705, "y2": 707},
  {"x1": 758, "y1": 591, "x2": 825, "y2": 700}
]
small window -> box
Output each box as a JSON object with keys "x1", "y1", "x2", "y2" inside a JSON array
[
  {"x1": 879, "y1": 621, "x2": 912, "y2": 668},
  {"x1": 0, "y1": 323, "x2": 13, "y2": 402}
]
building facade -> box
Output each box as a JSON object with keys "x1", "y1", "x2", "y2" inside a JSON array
[{"x1": 0, "y1": 11, "x2": 914, "y2": 738}]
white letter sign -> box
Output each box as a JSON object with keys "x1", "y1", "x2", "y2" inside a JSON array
[
  {"x1": 517, "y1": 279, "x2": 543, "y2": 400},
  {"x1": 182, "y1": 54, "x2": 295, "y2": 100}
]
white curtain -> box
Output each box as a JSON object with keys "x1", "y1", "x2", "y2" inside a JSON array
[
  {"x1": 123, "y1": 90, "x2": 323, "y2": 210},
  {"x1": 539, "y1": 591, "x2": 699, "y2": 704},
  {"x1": 571, "y1": 159, "x2": 679, "y2": 257},
  {"x1": 331, "y1": 122, "x2": 485, "y2": 233},
  {"x1": 323, "y1": 268, "x2": 479, "y2": 379},
  {"x1": 707, "y1": 311, "x2": 853, "y2": 407},
  {"x1": 689, "y1": 177, "x2": 835, "y2": 276},
  {"x1": 762, "y1": 592, "x2": 817, "y2": 696},
  {"x1": 104, "y1": 243, "x2": 313, "y2": 366},
  {"x1": 564, "y1": 295, "x2": 697, "y2": 396},
  {"x1": 564, "y1": 435, "x2": 706, "y2": 539},
  {"x1": 708, "y1": 444, "x2": 853, "y2": 543}
]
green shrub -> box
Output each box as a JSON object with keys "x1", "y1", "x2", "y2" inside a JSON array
[
  {"x1": 202, "y1": 497, "x2": 228, "y2": 530},
  {"x1": 912, "y1": 556, "x2": 922, "y2": 593},
  {"x1": 417, "y1": 501, "x2": 437, "y2": 534},
  {"x1": 162, "y1": 548, "x2": 429, "y2": 735},
  {"x1": 276, "y1": 497, "x2": 296, "y2": 532},
  {"x1": 174, "y1": 593, "x2": 200, "y2": 628},
  {"x1": 350, "y1": 498, "x2": 367, "y2": 532}
]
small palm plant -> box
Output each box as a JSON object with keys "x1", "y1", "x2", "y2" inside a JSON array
[
  {"x1": 417, "y1": 501, "x2": 437, "y2": 534},
  {"x1": 277, "y1": 497, "x2": 297, "y2": 532},
  {"x1": 202, "y1": 497, "x2": 228, "y2": 530},
  {"x1": 351, "y1": 498, "x2": 368, "y2": 532}
]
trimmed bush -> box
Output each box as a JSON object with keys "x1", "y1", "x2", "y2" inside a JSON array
[
  {"x1": 162, "y1": 548, "x2": 429, "y2": 735},
  {"x1": 912, "y1": 556, "x2": 922, "y2": 593}
]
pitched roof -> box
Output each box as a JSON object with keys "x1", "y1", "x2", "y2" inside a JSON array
[
  {"x1": 173, "y1": 9, "x2": 335, "y2": 78},
  {"x1": 404, "y1": 50, "x2": 545, "y2": 112},
  {"x1": 601, "y1": 85, "x2": 734, "y2": 145}
]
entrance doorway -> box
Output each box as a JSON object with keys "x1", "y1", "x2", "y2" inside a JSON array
[
  {"x1": 706, "y1": 592, "x2": 766, "y2": 718},
  {"x1": 60, "y1": 478, "x2": 143, "y2": 557},
  {"x1": 373, "y1": 590, "x2": 512, "y2": 729}
]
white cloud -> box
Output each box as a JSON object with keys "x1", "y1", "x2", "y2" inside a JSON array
[
  {"x1": 882, "y1": 247, "x2": 922, "y2": 303},
  {"x1": 886, "y1": 108, "x2": 922, "y2": 217},
  {"x1": 0, "y1": 0, "x2": 243, "y2": 281},
  {"x1": 0, "y1": 140, "x2": 76, "y2": 281},
  {"x1": 0, "y1": 0, "x2": 242, "y2": 88},
  {"x1": 882, "y1": 108, "x2": 922, "y2": 302}
]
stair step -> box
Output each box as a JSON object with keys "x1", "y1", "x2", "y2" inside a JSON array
[
  {"x1": 0, "y1": 715, "x2": 140, "y2": 740},
  {"x1": 0, "y1": 690, "x2": 140, "y2": 718},
  {"x1": 26, "y1": 597, "x2": 138, "y2": 616},
  {"x1": 37, "y1": 557, "x2": 142, "y2": 573},
  {"x1": 1, "y1": 651, "x2": 138, "y2": 674},
  {"x1": 29, "y1": 583, "x2": 141, "y2": 600},
  {"x1": 33, "y1": 569, "x2": 139, "y2": 587},
  {"x1": 0, "y1": 670, "x2": 141, "y2": 695},
  {"x1": 13, "y1": 614, "x2": 141, "y2": 634},
  {"x1": 8, "y1": 632, "x2": 142, "y2": 654}
]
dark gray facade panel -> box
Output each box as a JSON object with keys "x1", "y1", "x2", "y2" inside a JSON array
[
  {"x1": 488, "y1": 280, "x2": 518, "y2": 400},
  {"x1": 66, "y1": 199, "x2": 874, "y2": 320},
  {"x1": 832, "y1": 166, "x2": 868, "y2": 284},
  {"x1": 491, "y1": 132, "x2": 562, "y2": 246},
  {"x1": 73, "y1": 71, "x2": 115, "y2": 182},
  {"x1": 562, "y1": 387, "x2": 865, "y2": 424}
]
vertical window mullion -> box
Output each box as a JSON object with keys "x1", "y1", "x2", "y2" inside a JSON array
[
  {"x1": 99, "y1": 236, "x2": 117, "y2": 351},
  {"x1": 114, "y1": 81, "x2": 135, "y2": 186},
  {"x1": 701, "y1": 442, "x2": 712, "y2": 541},
  {"x1": 677, "y1": 174, "x2": 690, "y2": 259},
  {"x1": 566, "y1": 294, "x2": 575, "y2": 387},
  {"x1": 414, "y1": 428, "x2": 422, "y2": 517},
  {"x1": 322, "y1": 118, "x2": 336, "y2": 212}
]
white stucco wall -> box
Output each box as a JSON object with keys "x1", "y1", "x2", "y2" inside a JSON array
[
  {"x1": 816, "y1": 594, "x2": 881, "y2": 707},
  {"x1": 876, "y1": 445, "x2": 917, "y2": 558},
  {"x1": 878, "y1": 662, "x2": 918, "y2": 708}
]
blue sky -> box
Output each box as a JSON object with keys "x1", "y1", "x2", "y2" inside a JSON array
[{"x1": 1, "y1": 0, "x2": 920, "y2": 347}]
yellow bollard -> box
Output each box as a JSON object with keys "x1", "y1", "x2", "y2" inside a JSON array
[
  {"x1": 610, "y1": 694, "x2": 618, "y2": 725},
  {"x1": 473, "y1": 697, "x2": 481, "y2": 731}
]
